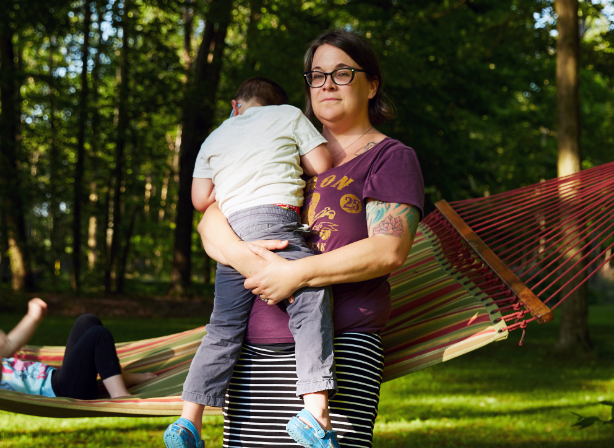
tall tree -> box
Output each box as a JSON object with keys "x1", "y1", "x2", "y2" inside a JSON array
[
  {"x1": 554, "y1": 0, "x2": 590, "y2": 352},
  {"x1": 0, "y1": 30, "x2": 33, "y2": 291},
  {"x1": 170, "y1": 0, "x2": 233, "y2": 295},
  {"x1": 104, "y1": 0, "x2": 130, "y2": 294},
  {"x1": 72, "y1": 0, "x2": 92, "y2": 292}
]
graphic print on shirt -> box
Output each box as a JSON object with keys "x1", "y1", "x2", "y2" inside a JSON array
[
  {"x1": 302, "y1": 173, "x2": 357, "y2": 253},
  {"x1": 1, "y1": 358, "x2": 54, "y2": 395}
]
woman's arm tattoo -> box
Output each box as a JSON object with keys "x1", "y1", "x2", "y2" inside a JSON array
[{"x1": 366, "y1": 199, "x2": 420, "y2": 240}]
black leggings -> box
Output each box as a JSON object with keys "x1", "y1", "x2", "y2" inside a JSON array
[{"x1": 50, "y1": 314, "x2": 122, "y2": 400}]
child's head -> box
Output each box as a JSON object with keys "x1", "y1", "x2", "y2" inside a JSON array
[{"x1": 234, "y1": 77, "x2": 289, "y2": 109}]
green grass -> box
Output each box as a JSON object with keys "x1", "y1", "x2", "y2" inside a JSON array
[{"x1": 1, "y1": 307, "x2": 614, "y2": 446}]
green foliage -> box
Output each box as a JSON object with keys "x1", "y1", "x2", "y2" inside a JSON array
[{"x1": 1, "y1": 0, "x2": 614, "y2": 291}]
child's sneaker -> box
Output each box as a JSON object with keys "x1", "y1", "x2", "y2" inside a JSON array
[
  {"x1": 286, "y1": 409, "x2": 340, "y2": 448},
  {"x1": 163, "y1": 417, "x2": 204, "y2": 448}
]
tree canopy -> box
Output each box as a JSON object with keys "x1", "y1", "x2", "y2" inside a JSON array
[{"x1": 1, "y1": 0, "x2": 613, "y2": 294}]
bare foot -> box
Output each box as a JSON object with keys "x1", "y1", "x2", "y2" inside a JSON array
[{"x1": 122, "y1": 371, "x2": 157, "y2": 387}]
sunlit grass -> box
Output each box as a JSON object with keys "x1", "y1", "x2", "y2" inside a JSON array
[{"x1": 2, "y1": 306, "x2": 614, "y2": 446}]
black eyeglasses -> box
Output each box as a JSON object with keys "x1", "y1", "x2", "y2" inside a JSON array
[{"x1": 303, "y1": 67, "x2": 372, "y2": 88}]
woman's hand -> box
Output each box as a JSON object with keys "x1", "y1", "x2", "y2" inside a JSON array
[
  {"x1": 27, "y1": 298, "x2": 48, "y2": 323},
  {"x1": 243, "y1": 244, "x2": 303, "y2": 305}
]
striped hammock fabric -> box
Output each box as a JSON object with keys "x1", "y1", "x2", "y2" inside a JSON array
[{"x1": 0, "y1": 224, "x2": 506, "y2": 418}]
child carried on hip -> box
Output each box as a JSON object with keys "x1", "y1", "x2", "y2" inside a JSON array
[{"x1": 163, "y1": 77, "x2": 339, "y2": 448}]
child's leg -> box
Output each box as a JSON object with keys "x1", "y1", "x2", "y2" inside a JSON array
[
  {"x1": 285, "y1": 283, "x2": 335, "y2": 431},
  {"x1": 260, "y1": 233, "x2": 336, "y2": 431},
  {"x1": 178, "y1": 262, "x2": 255, "y2": 434},
  {"x1": 64, "y1": 314, "x2": 103, "y2": 357},
  {"x1": 52, "y1": 325, "x2": 124, "y2": 399}
]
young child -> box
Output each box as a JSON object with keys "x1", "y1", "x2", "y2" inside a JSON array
[
  {"x1": 163, "y1": 77, "x2": 339, "y2": 448},
  {"x1": 1, "y1": 299, "x2": 155, "y2": 400}
]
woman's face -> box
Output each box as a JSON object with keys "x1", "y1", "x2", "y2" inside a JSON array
[{"x1": 310, "y1": 44, "x2": 378, "y2": 129}]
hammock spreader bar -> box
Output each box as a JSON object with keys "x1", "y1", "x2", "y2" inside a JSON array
[{"x1": 435, "y1": 200, "x2": 554, "y2": 324}]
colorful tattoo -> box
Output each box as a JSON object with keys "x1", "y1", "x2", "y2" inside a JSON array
[{"x1": 366, "y1": 199, "x2": 420, "y2": 240}]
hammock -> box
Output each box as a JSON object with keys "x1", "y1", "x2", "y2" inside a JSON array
[{"x1": 2, "y1": 161, "x2": 612, "y2": 418}]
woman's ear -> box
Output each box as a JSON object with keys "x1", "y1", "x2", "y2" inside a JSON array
[{"x1": 368, "y1": 77, "x2": 379, "y2": 100}]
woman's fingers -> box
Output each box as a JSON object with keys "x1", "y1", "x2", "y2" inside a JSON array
[
  {"x1": 247, "y1": 244, "x2": 288, "y2": 263},
  {"x1": 248, "y1": 239, "x2": 289, "y2": 251}
]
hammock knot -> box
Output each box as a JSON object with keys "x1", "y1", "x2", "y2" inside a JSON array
[
  {"x1": 518, "y1": 320, "x2": 528, "y2": 346},
  {"x1": 513, "y1": 302, "x2": 521, "y2": 311}
]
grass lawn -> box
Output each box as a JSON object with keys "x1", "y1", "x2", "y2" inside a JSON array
[{"x1": 1, "y1": 307, "x2": 613, "y2": 447}]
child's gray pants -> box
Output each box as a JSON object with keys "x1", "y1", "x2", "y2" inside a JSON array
[{"x1": 181, "y1": 205, "x2": 336, "y2": 408}]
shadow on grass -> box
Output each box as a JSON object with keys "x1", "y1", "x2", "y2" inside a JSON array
[
  {"x1": 378, "y1": 402, "x2": 603, "y2": 422},
  {"x1": 0, "y1": 420, "x2": 225, "y2": 447},
  {"x1": 372, "y1": 435, "x2": 614, "y2": 448}
]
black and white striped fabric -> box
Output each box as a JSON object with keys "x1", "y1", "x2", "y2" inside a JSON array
[{"x1": 223, "y1": 333, "x2": 384, "y2": 447}]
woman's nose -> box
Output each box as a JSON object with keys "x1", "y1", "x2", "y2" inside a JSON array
[{"x1": 322, "y1": 75, "x2": 336, "y2": 90}]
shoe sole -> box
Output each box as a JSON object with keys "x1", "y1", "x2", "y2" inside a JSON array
[{"x1": 164, "y1": 429, "x2": 195, "y2": 448}]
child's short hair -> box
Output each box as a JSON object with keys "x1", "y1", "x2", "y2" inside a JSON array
[{"x1": 235, "y1": 77, "x2": 289, "y2": 106}]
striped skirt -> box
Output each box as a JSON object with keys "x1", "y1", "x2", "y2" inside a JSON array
[{"x1": 223, "y1": 332, "x2": 384, "y2": 447}]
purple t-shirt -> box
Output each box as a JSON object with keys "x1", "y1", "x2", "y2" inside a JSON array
[{"x1": 245, "y1": 137, "x2": 425, "y2": 343}]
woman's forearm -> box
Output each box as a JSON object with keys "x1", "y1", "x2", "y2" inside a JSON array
[
  {"x1": 294, "y1": 235, "x2": 409, "y2": 289},
  {"x1": 199, "y1": 203, "x2": 286, "y2": 278},
  {"x1": 198, "y1": 202, "x2": 238, "y2": 265}
]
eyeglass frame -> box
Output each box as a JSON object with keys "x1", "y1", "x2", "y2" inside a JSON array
[{"x1": 303, "y1": 67, "x2": 373, "y2": 88}]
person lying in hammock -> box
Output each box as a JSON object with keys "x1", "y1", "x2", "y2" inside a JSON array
[{"x1": 0, "y1": 298, "x2": 155, "y2": 400}]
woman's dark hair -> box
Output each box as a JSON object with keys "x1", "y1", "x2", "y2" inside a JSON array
[{"x1": 303, "y1": 30, "x2": 396, "y2": 126}]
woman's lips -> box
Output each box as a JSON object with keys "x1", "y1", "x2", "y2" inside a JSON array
[{"x1": 321, "y1": 98, "x2": 340, "y2": 102}]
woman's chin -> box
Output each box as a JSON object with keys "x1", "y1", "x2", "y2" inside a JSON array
[{"x1": 316, "y1": 110, "x2": 346, "y2": 127}]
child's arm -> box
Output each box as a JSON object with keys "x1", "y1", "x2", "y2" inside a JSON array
[
  {"x1": 300, "y1": 144, "x2": 332, "y2": 177},
  {"x1": 0, "y1": 298, "x2": 47, "y2": 358},
  {"x1": 191, "y1": 178, "x2": 216, "y2": 213}
]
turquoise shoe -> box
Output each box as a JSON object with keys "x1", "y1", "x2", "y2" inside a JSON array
[
  {"x1": 163, "y1": 417, "x2": 204, "y2": 448},
  {"x1": 286, "y1": 409, "x2": 340, "y2": 448}
]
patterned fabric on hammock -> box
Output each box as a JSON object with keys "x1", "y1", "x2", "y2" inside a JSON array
[{"x1": 0, "y1": 224, "x2": 507, "y2": 418}]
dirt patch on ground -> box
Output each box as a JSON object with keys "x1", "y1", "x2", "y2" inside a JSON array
[{"x1": 18, "y1": 293, "x2": 214, "y2": 319}]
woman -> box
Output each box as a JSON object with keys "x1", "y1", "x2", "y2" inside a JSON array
[
  {"x1": 0, "y1": 298, "x2": 154, "y2": 400},
  {"x1": 199, "y1": 30, "x2": 424, "y2": 447}
]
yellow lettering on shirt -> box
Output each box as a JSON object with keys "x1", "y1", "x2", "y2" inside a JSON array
[
  {"x1": 320, "y1": 175, "x2": 336, "y2": 187},
  {"x1": 331, "y1": 176, "x2": 354, "y2": 190},
  {"x1": 340, "y1": 194, "x2": 362, "y2": 214},
  {"x1": 307, "y1": 242, "x2": 327, "y2": 252},
  {"x1": 305, "y1": 177, "x2": 317, "y2": 193}
]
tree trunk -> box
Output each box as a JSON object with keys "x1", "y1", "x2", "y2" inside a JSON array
[
  {"x1": 0, "y1": 31, "x2": 33, "y2": 292},
  {"x1": 104, "y1": 2, "x2": 130, "y2": 294},
  {"x1": 0, "y1": 210, "x2": 10, "y2": 283},
  {"x1": 48, "y1": 38, "x2": 60, "y2": 287},
  {"x1": 170, "y1": 0, "x2": 232, "y2": 295},
  {"x1": 115, "y1": 207, "x2": 137, "y2": 294},
  {"x1": 72, "y1": 2, "x2": 92, "y2": 292},
  {"x1": 89, "y1": 1, "x2": 105, "y2": 273},
  {"x1": 554, "y1": 0, "x2": 590, "y2": 352},
  {"x1": 242, "y1": 0, "x2": 263, "y2": 76}
]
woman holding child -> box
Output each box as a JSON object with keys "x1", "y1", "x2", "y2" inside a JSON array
[{"x1": 200, "y1": 30, "x2": 424, "y2": 447}]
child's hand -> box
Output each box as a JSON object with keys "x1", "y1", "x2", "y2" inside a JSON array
[{"x1": 27, "y1": 298, "x2": 48, "y2": 323}]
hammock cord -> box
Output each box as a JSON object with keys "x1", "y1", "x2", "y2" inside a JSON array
[{"x1": 435, "y1": 161, "x2": 614, "y2": 334}]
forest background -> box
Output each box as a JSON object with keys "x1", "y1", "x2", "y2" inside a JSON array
[{"x1": 1, "y1": 0, "x2": 613, "y2": 300}]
